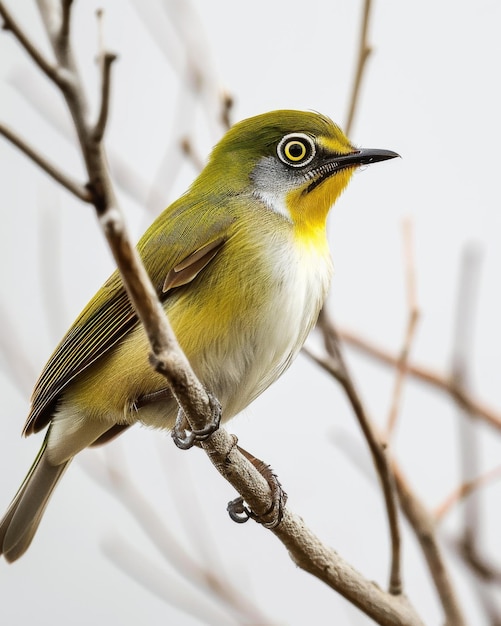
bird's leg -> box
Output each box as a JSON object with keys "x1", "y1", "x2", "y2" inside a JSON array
[
  {"x1": 171, "y1": 391, "x2": 222, "y2": 450},
  {"x1": 227, "y1": 445, "x2": 287, "y2": 529},
  {"x1": 136, "y1": 388, "x2": 222, "y2": 449}
]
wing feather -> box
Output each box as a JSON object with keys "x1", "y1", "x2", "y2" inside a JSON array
[{"x1": 24, "y1": 197, "x2": 235, "y2": 435}]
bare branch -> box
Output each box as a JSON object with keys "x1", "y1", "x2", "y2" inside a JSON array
[
  {"x1": 0, "y1": 122, "x2": 91, "y2": 201},
  {"x1": 305, "y1": 321, "x2": 402, "y2": 596},
  {"x1": 345, "y1": 0, "x2": 373, "y2": 135},
  {"x1": 337, "y1": 327, "x2": 501, "y2": 432},
  {"x1": 204, "y1": 429, "x2": 424, "y2": 626},
  {"x1": 180, "y1": 136, "x2": 205, "y2": 172},
  {"x1": 451, "y1": 245, "x2": 483, "y2": 538},
  {"x1": 0, "y1": 305, "x2": 37, "y2": 397},
  {"x1": 385, "y1": 217, "x2": 420, "y2": 439},
  {"x1": 435, "y1": 464, "x2": 501, "y2": 522},
  {"x1": 92, "y1": 9, "x2": 116, "y2": 142},
  {"x1": 0, "y1": 1, "x2": 67, "y2": 88},
  {"x1": 59, "y1": 0, "x2": 73, "y2": 50},
  {"x1": 329, "y1": 428, "x2": 468, "y2": 626},
  {"x1": 220, "y1": 90, "x2": 234, "y2": 130},
  {"x1": 92, "y1": 51, "x2": 117, "y2": 142},
  {"x1": 81, "y1": 450, "x2": 273, "y2": 625},
  {"x1": 102, "y1": 536, "x2": 240, "y2": 626},
  {"x1": 393, "y1": 465, "x2": 468, "y2": 626}
]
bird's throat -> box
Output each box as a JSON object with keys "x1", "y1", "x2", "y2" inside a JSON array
[{"x1": 286, "y1": 168, "x2": 354, "y2": 245}]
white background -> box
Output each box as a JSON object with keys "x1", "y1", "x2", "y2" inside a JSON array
[{"x1": 0, "y1": 1, "x2": 500, "y2": 624}]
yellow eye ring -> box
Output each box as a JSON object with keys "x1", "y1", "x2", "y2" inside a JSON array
[{"x1": 277, "y1": 133, "x2": 316, "y2": 167}]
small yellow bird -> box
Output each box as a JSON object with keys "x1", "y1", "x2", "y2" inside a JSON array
[{"x1": 0, "y1": 110, "x2": 398, "y2": 561}]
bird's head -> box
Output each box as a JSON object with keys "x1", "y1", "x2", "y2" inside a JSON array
[{"x1": 195, "y1": 110, "x2": 398, "y2": 242}]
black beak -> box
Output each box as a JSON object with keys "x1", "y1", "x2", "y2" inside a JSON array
[
  {"x1": 335, "y1": 148, "x2": 400, "y2": 168},
  {"x1": 305, "y1": 148, "x2": 399, "y2": 193}
]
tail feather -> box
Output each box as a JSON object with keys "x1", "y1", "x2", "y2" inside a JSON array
[{"x1": 0, "y1": 439, "x2": 70, "y2": 562}]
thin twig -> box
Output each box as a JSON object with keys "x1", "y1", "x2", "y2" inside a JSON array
[
  {"x1": 322, "y1": 0, "x2": 402, "y2": 593},
  {"x1": 330, "y1": 428, "x2": 468, "y2": 626},
  {"x1": 180, "y1": 136, "x2": 205, "y2": 172},
  {"x1": 0, "y1": 1, "x2": 67, "y2": 87},
  {"x1": 220, "y1": 90, "x2": 233, "y2": 130},
  {"x1": 92, "y1": 9, "x2": 115, "y2": 142},
  {"x1": 446, "y1": 245, "x2": 501, "y2": 622},
  {"x1": 337, "y1": 327, "x2": 501, "y2": 432},
  {"x1": 0, "y1": 305, "x2": 37, "y2": 396},
  {"x1": 8, "y1": 72, "x2": 166, "y2": 214},
  {"x1": 393, "y1": 464, "x2": 467, "y2": 626},
  {"x1": 59, "y1": 0, "x2": 72, "y2": 48},
  {"x1": 304, "y1": 324, "x2": 402, "y2": 596},
  {"x1": 450, "y1": 245, "x2": 483, "y2": 541},
  {"x1": 102, "y1": 536, "x2": 240, "y2": 626},
  {"x1": 0, "y1": 122, "x2": 91, "y2": 201},
  {"x1": 82, "y1": 450, "x2": 272, "y2": 625},
  {"x1": 345, "y1": 0, "x2": 373, "y2": 135},
  {"x1": 385, "y1": 218, "x2": 420, "y2": 439},
  {"x1": 92, "y1": 51, "x2": 117, "y2": 142},
  {"x1": 435, "y1": 464, "x2": 501, "y2": 522}
]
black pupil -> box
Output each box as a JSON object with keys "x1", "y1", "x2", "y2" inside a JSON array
[{"x1": 289, "y1": 142, "x2": 305, "y2": 158}]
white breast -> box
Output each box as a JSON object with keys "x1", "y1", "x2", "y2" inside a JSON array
[{"x1": 218, "y1": 238, "x2": 333, "y2": 420}]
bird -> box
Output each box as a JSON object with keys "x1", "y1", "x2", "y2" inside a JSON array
[{"x1": 0, "y1": 110, "x2": 398, "y2": 561}]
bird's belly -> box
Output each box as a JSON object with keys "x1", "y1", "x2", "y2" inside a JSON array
[
  {"x1": 153, "y1": 241, "x2": 333, "y2": 425},
  {"x1": 62, "y1": 238, "x2": 332, "y2": 431}
]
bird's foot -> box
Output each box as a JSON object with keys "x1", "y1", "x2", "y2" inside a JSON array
[
  {"x1": 171, "y1": 392, "x2": 222, "y2": 450},
  {"x1": 227, "y1": 446, "x2": 287, "y2": 529}
]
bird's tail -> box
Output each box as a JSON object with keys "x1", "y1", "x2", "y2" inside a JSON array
[{"x1": 0, "y1": 437, "x2": 71, "y2": 562}]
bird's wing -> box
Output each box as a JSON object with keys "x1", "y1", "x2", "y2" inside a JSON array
[{"x1": 24, "y1": 198, "x2": 235, "y2": 435}]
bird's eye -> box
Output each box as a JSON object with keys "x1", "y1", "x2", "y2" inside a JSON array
[{"x1": 277, "y1": 133, "x2": 316, "y2": 167}]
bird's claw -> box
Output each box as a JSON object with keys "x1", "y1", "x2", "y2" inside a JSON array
[
  {"x1": 227, "y1": 448, "x2": 287, "y2": 529},
  {"x1": 171, "y1": 392, "x2": 222, "y2": 450},
  {"x1": 227, "y1": 497, "x2": 251, "y2": 523}
]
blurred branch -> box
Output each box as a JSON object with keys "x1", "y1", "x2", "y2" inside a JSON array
[
  {"x1": 180, "y1": 136, "x2": 205, "y2": 171},
  {"x1": 450, "y1": 245, "x2": 483, "y2": 539},
  {"x1": 337, "y1": 327, "x2": 501, "y2": 432},
  {"x1": 82, "y1": 449, "x2": 272, "y2": 625},
  {"x1": 0, "y1": 1, "x2": 67, "y2": 86},
  {"x1": 330, "y1": 430, "x2": 468, "y2": 626},
  {"x1": 392, "y1": 465, "x2": 467, "y2": 626},
  {"x1": 306, "y1": 0, "x2": 404, "y2": 599},
  {"x1": 0, "y1": 122, "x2": 91, "y2": 201},
  {"x1": 102, "y1": 535, "x2": 241, "y2": 626},
  {"x1": 304, "y1": 320, "x2": 402, "y2": 596},
  {"x1": 435, "y1": 465, "x2": 501, "y2": 522},
  {"x1": 0, "y1": 305, "x2": 37, "y2": 397},
  {"x1": 38, "y1": 189, "x2": 67, "y2": 341},
  {"x1": 130, "y1": 0, "x2": 232, "y2": 138},
  {"x1": 7, "y1": 71, "x2": 166, "y2": 214},
  {"x1": 447, "y1": 244, "x2": 501, "y2": 623},
  {"x1": 92, "y1": 51, "x2": 116, "y2": 143},
  {"x1": 385, "y1": 217, "x2": 420, "y2": 440},
  {"x1": 345, "y1": 0, "x2": 373, "y2": 135}
]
